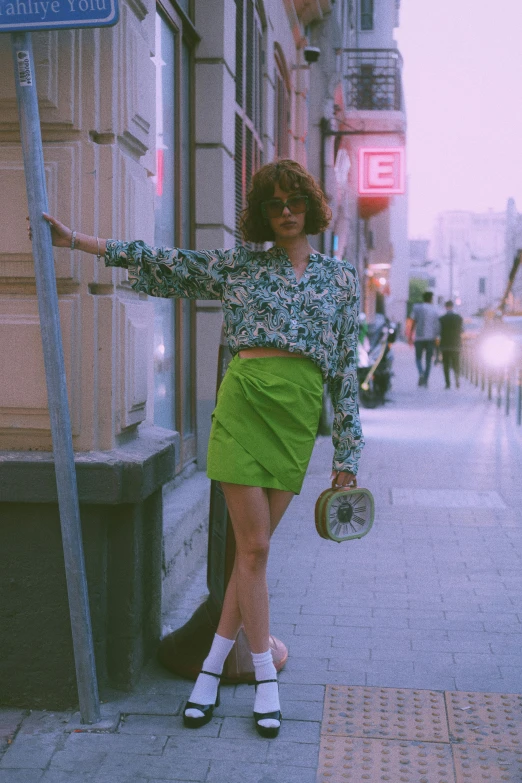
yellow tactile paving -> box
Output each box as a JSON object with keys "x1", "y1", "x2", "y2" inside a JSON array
[
  {"x1": 322, "y1": 685, "x2": 449, "y2": 742},
  {"x1": 446, "y1": 692, "x2": 522, "y2": 750},
  {"x1": 318, "y1": 736, "x2": 454, "y2": 783},
  {"x1": 453, "y1": 744, "x2": 522, "y2": 782},
  {"x1": 318, "y1": 687, "x2": 522, "y2": 783}
]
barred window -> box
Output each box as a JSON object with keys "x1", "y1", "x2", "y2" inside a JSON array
[
  {"x1": 360, "y1": 0, "x2": 373, "y2": 30},
  {"x1": 235, "y1": 0, "x2": 264, "y2": 243}
]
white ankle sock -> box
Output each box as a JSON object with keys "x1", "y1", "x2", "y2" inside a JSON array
[
  {"x1": 252, "y1": 650, "x2": 280, "y2": 729},
  {"x1": 184, "y1": 634, "x2": 235, "y2": 719}
]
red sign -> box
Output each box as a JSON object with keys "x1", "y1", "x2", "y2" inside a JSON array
[{"x1": 358, "y1": 148, "x2": 405, "y2": 195}]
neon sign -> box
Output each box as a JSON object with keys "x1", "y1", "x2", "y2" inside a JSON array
[{"x1": 358, "y1": 148, "x2": 405, "y2": 195}]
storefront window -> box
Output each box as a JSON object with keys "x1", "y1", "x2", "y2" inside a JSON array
[{"x1": 153, "y1": 6, "x2": 196, "y2": 465}]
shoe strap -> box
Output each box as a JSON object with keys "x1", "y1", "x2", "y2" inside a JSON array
[
  {"x1": 254, "y1": 710, "x2": 282, "y2": 722},
  {"x1": 200, "y1": 670, "x2": 222, "y2": 679},
  {"x1": 255, "y1": 678, "x2": 278, "y2": 685}
]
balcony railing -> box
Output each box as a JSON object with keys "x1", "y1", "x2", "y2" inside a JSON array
[{"x1": 343, "y1": 49, "x2": 403, "y2": 112}]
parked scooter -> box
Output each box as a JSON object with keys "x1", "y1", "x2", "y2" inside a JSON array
[{"x1": 357, "y1": 313, "x2": 397, "y2": 408}]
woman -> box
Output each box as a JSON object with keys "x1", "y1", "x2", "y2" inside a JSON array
[{"x1": 41, "y1": 159, "x2": 364, "y2": 739}]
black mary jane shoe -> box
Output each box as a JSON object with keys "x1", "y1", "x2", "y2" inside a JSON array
[
  {"x1": 253, "y1": 678, "x2": 282, "y2": 739},
  {"x1": 183, "y1": 671, "x2": 221, "y2": 729}
]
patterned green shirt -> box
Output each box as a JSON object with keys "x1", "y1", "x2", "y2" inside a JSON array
[{"x1": 105, "y1": 240, "x2": 364, "y2": 475}]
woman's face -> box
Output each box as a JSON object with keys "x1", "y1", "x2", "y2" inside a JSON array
[{"x1": 266, "y1": 182, "x2": 308, "y2": 242}]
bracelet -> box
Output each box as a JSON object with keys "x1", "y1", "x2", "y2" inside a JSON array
[
  {"x1": 96, "y1": 237, "x2": 101, "y2": 259},
  {"x1": 70, "y1": 230, "x2": 77, "y2": 250}
]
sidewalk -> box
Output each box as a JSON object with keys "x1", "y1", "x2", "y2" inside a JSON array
[{"x1": 1, "y1": 342, "x2": 521, "y2": 782}]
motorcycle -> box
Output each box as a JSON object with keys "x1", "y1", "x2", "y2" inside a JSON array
[{"x1": 357, "y1": 313, "x2": 397, "y2": 408}]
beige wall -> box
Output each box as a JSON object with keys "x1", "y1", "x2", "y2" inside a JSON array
[
  {"x1": 0, "y1": 0, "x2": 326, "y2": 463},
  {"x1": 0, "y1": 13, "x2": 157, "y2": 452}
]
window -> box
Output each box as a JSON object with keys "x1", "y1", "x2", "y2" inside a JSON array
[
  {"x1": 274, "y1": 48, "x2": 291, "y2": 159},
  {"x1": 234, "y1": 0, "x2": 264, "y2": 243},
  {"x1": 153, "y1": 5, "x2": 197, "y2": 470},
  {"x1": 360, "y1": 0, "x2": 373, "y2": 30}
]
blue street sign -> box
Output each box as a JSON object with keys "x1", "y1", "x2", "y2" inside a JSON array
[{"x1": 0, "y1": 0, "x2": 118, "y2": 32}]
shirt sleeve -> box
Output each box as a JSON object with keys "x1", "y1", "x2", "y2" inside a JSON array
[
  {"x1": 104, "y1": 239, "x2": 235, "y2": 300},
  {"x1": 328, "y1": 265, "x2": 365, "y2": 475}
]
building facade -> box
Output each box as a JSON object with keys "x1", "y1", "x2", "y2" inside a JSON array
[
  {"x1": 431, "y1": 208, "x2": 512, "y2": 317},
  {"x1": 0, "y1": 0, "x2": 407, "y2": 705},
  {"x1": 306, "y1": 0, "x2": 408, "y2": 327}
]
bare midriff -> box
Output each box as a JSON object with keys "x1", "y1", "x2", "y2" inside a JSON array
[{"x1": 238, "y1": 347, "x2": 303, "y2": 359}]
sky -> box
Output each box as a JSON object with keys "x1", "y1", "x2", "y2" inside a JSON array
[{"x1": 394, "y1": 0, "x2": 522, "y2": 239}]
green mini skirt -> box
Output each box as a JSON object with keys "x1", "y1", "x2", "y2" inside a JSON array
[{"x1": 207, "y1": 354, "x2": 324, "y2": 495}]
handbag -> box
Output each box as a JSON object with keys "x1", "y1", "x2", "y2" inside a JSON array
[{"x1": 315, "y1": 480, "x2": 375, "y2": 543}]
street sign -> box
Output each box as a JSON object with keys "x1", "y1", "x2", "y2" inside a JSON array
[
  {"x1": 358, "y1": 147, "x2": 405, "y2": 196},
  {"x1": 0, "y1": 0, "x2": 118, "y2": 32}
]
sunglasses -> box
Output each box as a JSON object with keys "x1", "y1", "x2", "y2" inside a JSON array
[{"x1": 261, "y1": 195, "x2": 309, "y2": 219}]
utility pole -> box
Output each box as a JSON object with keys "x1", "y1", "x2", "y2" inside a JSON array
[{"x1": 449, "y1": 245, "x2": 454, "y2": 300}]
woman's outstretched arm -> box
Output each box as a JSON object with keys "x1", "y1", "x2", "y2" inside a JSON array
[
  {"x1": 42, "y1": 213, "x2": 107, "y2": 256},
  {"x1": 40, "y1": 212, "x2": 235, "y2": 301}
]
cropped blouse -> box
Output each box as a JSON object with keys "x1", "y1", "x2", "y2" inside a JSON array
[{"x1": 105, "y1": 240, "x2": 364, "y2": 475}]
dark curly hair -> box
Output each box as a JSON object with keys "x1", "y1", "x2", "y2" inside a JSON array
[{"x1": 240, "y1": 159, "x2": 332, "y2": 243}]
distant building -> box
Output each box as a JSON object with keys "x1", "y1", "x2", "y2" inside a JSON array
[
  {"x1": 431, "y1": 209, "x2": 507, "y2": 316},
  {"x1": 408, "y1": 239, "x2": 437, "y2": 293},
  {"x1": 307, "y1": 0, "x2": 408, "y2": 324}
]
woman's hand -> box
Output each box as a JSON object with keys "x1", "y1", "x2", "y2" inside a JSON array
[
  {"x1": 330, "y1": 470, "x2": 356, "y2": 489},
  {"x1": 42, "y1": 212, "x2": 73, "y2": 247}
]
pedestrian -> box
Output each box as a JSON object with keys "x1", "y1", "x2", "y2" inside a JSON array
[
  {"x1": 439, "y1": 300, "x2": 463, "y2": 389},
  {"x1": 407, "y1": 291, "x2": 440, "y2": 387},
  {"x1": 40, "y1": 159, "x2": 364, "y2": 739}
]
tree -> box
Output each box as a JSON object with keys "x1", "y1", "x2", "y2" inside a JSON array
[{"x1": 407, "y1": 277, "x2": 429, "y2": 317}]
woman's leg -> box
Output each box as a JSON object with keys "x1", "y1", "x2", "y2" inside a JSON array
[
  {"x1": 216, "y1": 487, "x2": 295, "y2": 642},
  {"x1": 184, "y1": 486, "x2": 294, "y2": 724}
]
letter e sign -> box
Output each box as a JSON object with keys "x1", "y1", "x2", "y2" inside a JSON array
[{"x1": 358, "y1": 148, "x2": 405, "y2": 195}]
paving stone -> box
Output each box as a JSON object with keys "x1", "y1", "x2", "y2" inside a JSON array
[
  {"x1": 322, "y1": 685, "x2": 449, "y2": 743},
  {"x1": 317, "y1": 736, "x2": 455, "y2": 783},
  {"x1": 40, "y1": 773, "x2": 96, "y2": 783},
  {"x1": 164, "y1": 735, "x2": 268, "y2": 762},
  {"x1": 47, "y1": 747, "x2": 108, "y2": 774},
  {"x1": 0, "y1": 772, "x2": 44, "y2": 783},
  {"x1": 279, "y1": 684, "x2": 325, "y2": 702},
  {"x1": 62, "y1": 732, "x2": 167, "y2": 755},
  {"x1": 446, "y1": 691, "x2": 522, "y2": 750},
  {"x1": 0, "y1": 711, "x2": 26, "y2": 740},
  {"x1": 96, "y1": 752, "x2": 208, "y2": 781},
  {"x1": 205, "y1": 760, "x2": 317, "y2": 783},
  {"x1": 18, "y1": 712, "x2": 72, "y2": 736},
  {"x1": 219, "y1": 716, "x2": 320, "y2": 744},
  {"x1": 116, "y1": 714, "x2": 187, "y2": 734},
  {"x1": 0, "y1": 734, "x2": 60, "y2": 769},
  {"x1": 266, "y1": 740, "x2": 320, "y2": 767},
  {"x1": 452, "y1": 744, "x2": 522, "y2": 783}
]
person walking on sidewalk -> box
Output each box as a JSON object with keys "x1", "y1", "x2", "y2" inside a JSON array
[
  {"x1": 439, "y1": 300, "x2": 463, "y2": 389},
  {"x1": 39, "y1": 160, "x2": 364, "y2": 740},
  {"x1": 407, "y1": 291, "x2": 440, "y2": 387}
]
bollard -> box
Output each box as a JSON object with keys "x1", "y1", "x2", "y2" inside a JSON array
[
  {"x1": 506, "y1": 371, "x2": 511, "y2": 416},
  {"x1": 517, "y1": 368, "x2": 522, "y2": 426},
  {"x1": 496, "y1": 373, "x2": 502, "y2": 409},
  {"x1": 481, "y1": 368, "x2": 485, "y2": 392},
  {"x1": 487, "y1": 373, "x2": 492, "y2": 401}
]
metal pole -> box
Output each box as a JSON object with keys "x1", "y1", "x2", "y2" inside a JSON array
[
  {"x1": 517, "y1": 369, "x2": 522, "y2": 426},
  {"x1": 10, "y1": 33, "x2": 100, "y2": 724},
  {"x1": 506, "y1": 371, "x2": 511, "y2": 417}
]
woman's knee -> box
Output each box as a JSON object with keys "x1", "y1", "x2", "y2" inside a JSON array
[{"x1": 236, "y1": 539, "x2": 270, "y2": 572}]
